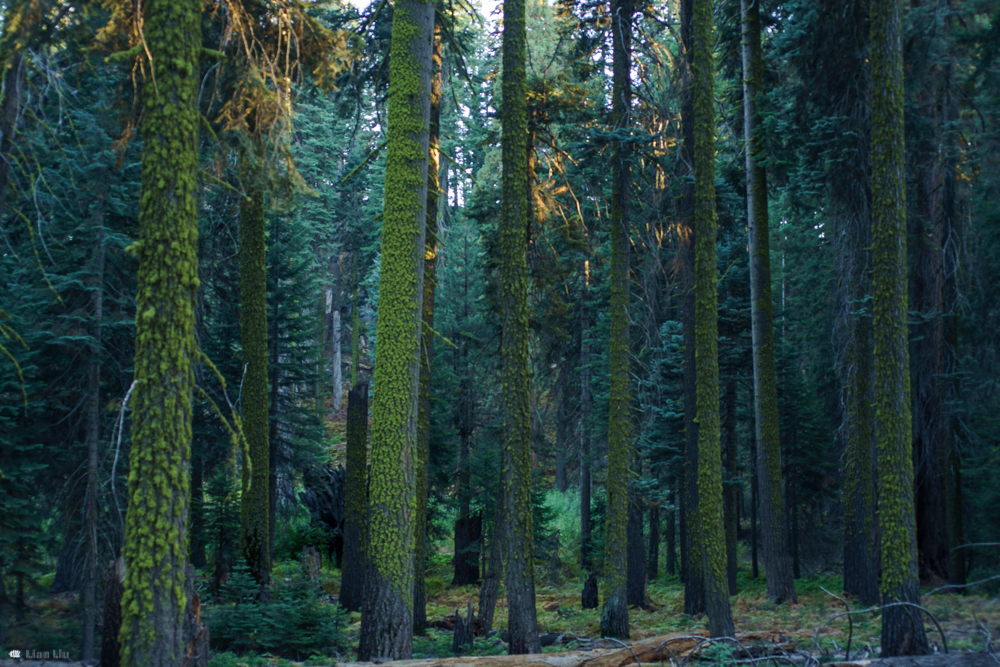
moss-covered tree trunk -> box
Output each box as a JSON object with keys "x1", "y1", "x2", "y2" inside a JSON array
[
  {"x1": 500, "y1": 0, "x2": 541, "y2": 650},
  {"x1": 357, "y1": 0, "x2": 434, "y2": 658},
  {"x1": 600, "y1": 0, "x2": 633, "y2": 639},
  {"x1": 723, "y1": 378, "x2": 737, "y2": 596},
  {"x1": 871, "y1": 0, "x2": 928, "y2": 655},
  {"x1": 740, "y1": 0, "x2": 796, "y2": 605},
  {"x1": 414, "y1": 19, "x2": 442, "y2": 633},
  {"x1": 341, "y1": 382, "x2": 369, "y2": 612},
  {"x1": 692, "y1": 0, "x2": 734, "y2": 639},
  {"x1": 0, "y1": 46, "x2": 24, "y2": 223},
  {"x1": 119, "y1": 1, "x2": 202, "y2": 664},
  {"x1": 239, "y1": 185, "x2": 271, "y2": 594},
  {"x1": 579, "y1": 259, "x2": 593, "y2": 572},
  {"x1": 678, "y1": 0, "x2": 705, "y2": 617}
]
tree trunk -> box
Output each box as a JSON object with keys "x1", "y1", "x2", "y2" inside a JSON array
[
  {"x1": 692, "y1": 0, "x2": 734, "y2": 638},
  {"x1": 0, "y1": 50, "x2": 24, "y2": 224},
  {"x1": 82, "y1": 200, "x2": 106, "y2": 662},
  {"x1": 740, "y1": 0, "x2": 796, "y2": 605},
  {"x1": 240, "y1": 185, "x2": 271, "y2": 594},
  {"x1": 341, "y1": 383, "x2": 369, "y2": 612},
  {"x1": 500, "y1": 0, "x2": 541, "y2": 648},
  {"x1": 647, "y1": 506, "x2": 660, "y2": 580},
  {"x1": 666, "y1": 490, "x2": 676, "y2": 577},
  {"x1": 579, "y1": 260, "x2": 593, "y2": 572},
  {"x1": 478, "y1": 483, "x2": 504, "y2": 635},
  {"x1": 332, "y1": 310, "x2": 343, "y2": 412},
  {"x1": 555, "y1": 367, "x2": 568, "y2": 493},
  {"x1": 625, "y1": 473, "x2": 645, "y2": 610},
  {"x1": 119, "y1": 2, "x2": 201, "y2": 664},
  {"x1": 414, "y1": 19, "x2": 442, "y2": 632},
  {"x1": 723, "y1": 378, "x2": 738, "y2": 596},
  {"x1": 601, "y1": 0, "x2": 633, "y2": 639},
  {"x1": 679, "y1": 0, "x2": 704, "y2": 619},
  {"x1": 871, "y1": 0, "x2": 928, "y2": 654},
  {"x1": 750, "y1": 408, "x2": 758, "y2": 580},
  {"x1": 357, "y1": 0, "x2": 433, "y2": 658}
]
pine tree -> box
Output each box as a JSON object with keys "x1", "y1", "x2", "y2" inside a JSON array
[
  {"x1": 118, "y1": 0, "x2": 202, "y2": 664},
  {"x1": 357, "y1": 0, "x2": 434, "y2": 658},
  {"x1": 600, "y1": 0, "x2": 633, "y2": 638},
  {"x1": 239, "y1": 184, "x2": 271, "y2": 593},
  {"x1": 871, "y1": 0, "x2": 928, "y2": 655},
  {"x1": 692, "y1": 0, "x2": 734, "y2": 639},
  {"x1": 500, "y1": 0, "x2": 541, "y2": 650},
  {"x1": 740, "y1": 0, "x2": 796, "y2": 605},
  {"x1": 414, "y1": 17, "x2": 443, "y2": 633}
]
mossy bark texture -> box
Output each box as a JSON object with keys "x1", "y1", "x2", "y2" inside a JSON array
[
  {"x1": 871, "y1": 0, "x2": 928, "y2": 655},
  {"x1": 600, "y1": 0, "x2": 633, "y2": 640},
  {"x1": 239, "y1": 187, "x2": 271, "y2": 592},
  {"x1": 413, "y1": 21, "x2": 442, "y2": 634},
  {"x1": 341, "y1": 382, "x2": 369, "y2": 612},
  {"x1": 500, "y1": 0, "x2": 541, "y2": 651},
  {"x1": 740, "y1": 0, "x2": 796, "y2": 605},
  {"x1": 358, "y1": 0, "x2": 433, "y2": 659},
  {"x1": 692, "y1": 0, "x2": 734, "y2": 639},
  {"x1": 119, "y1": 1, "x2": 201, "y2": 665}
]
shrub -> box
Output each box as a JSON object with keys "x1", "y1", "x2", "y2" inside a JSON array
[{"x1": 206, "y1": 563, "x2": 348, "y2": 661}]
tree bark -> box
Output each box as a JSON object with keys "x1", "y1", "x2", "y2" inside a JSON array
[
  {"x1": 740, "y1": 0, "x2": 795, "y2": 604},
  {"x1": 693, "y1": 0, "x2": 734, "y2": 638},
  {"x1": 240, "y1": 185, "x2": 271, "y2": 594},
  {"x1": 82, "y1": 191, "x2": 106, "y2": 662},
  {"x1": 580, "y1": 260, "x2": 593, "y2": 572},
  {"x1": 119, "y1": 1, "x2": 202, "y2": 663},
  {"x1": 723, "y1": 378, "x2": 738, "y2": 596},
  {"x1": 871, "y1": 0, "x2": 928, "y2": 654},
  {"x1": 358, "y1": 0, "x2": 433, "y2": 658},
  {"x1": 500, "y1": 0, "x2": 541, "y2": 646},
  {"x1": 341, "y1": 383, "x2": 369, "y2": 612},
  {"x1": 601, "y1": 0, "x2": 633, "y2": 638},
  {"x1": 414, "y1": 19, "x2": 442, "y2": 632},
  {"x1": 0, "y1": 50, "x2": 24, "y2": 224}
]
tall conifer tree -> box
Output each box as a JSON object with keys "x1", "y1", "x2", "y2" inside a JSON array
[
  {"x1": 692, "y1": 0, "x2": 734, "y2": 638},
  {"x1": 740, "y1": 0, "x2": 796, "y2": 604},
  {"x1": 357, "y1": 0, "x2": 434, "y2": 658},
  {"x1": 871, "y1": 0, "x2": 928, "y2": 655},
  {"x1": 500, "y1": 0, "x2": 541, "y2": 650},
  {"x1": 118, "y1": 0, "x2": 201, "y2": 664},
  {"x1": 600, "y1": 0, "x2": 633, "y2": 639}
]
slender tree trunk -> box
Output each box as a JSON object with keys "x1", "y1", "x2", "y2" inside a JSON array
[
  {"x1": 414, "y1": 20, "x2": 442, "y2": 632},
  {"x1": 240, "y1": 185, "x2": 271, "y2": 595},
  {"x1": 341, "y1": 383, "x2": 369, "y2": 612},
  {"x1": 693, "y1": 0, "x2": 734, "y2": 638},
  {"x1": 478, "y1": 484, "x2": 505, "y2": 635},
  {"x1": 723, "y1": 378, "x2": 738, "y2": 596},
  {"x1": 119, "y1": 2, "x2": 201, "y2": 664},
  {"x1": 580, "y1": 260, "x2": 593, "y2": 572},
  {"x1": 555, "y1": 368, "x2": 568, "y2": 493},
  {"x1": 500, "y1": 0, "x2": 540, "y2": 646},
  {"x1": 0, "y1": 50, "x2": 24, "y2": 224},
  {"x1": 601, "y1": 0, "x2": 634, "y2": 638},
  {"x1": 268, "y1": 221, "x2": 281, "y2": 566},
  {"x1": 625, "y1": 459, "x2": 646, "y2": 610},
  {"x1": 666, "y1": 491, "x2": 676, "y2": 577},
  {"x1": 647, "y1": 506, "x2": 660, "y2": 580},
  {"x1": 82, "y1": 200, "x2": 106, "y2": 662},
  {"x1": 357, "y1": 0, "x2": 433, "y2": 658},
  {"x1": 871, "y1": 0, "x2": 928, "y2": 654},
  {"x1": 740, "y1": 0, "x2": 795, "y2": 604},
  {"x1": 332, "y1": 310, "x2": 343, "y2": 411},
  {"x1": 679, "y1": 0, "x2": 704, "y2": 617}
]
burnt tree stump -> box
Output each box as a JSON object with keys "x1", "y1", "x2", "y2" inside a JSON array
[{"x1": 581, "y1": 572, "x2": 598, "y2": 610}]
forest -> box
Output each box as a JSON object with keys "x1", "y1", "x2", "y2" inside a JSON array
[{"x1": 1, "y1": 0, "x2": 999, "y2": 665}]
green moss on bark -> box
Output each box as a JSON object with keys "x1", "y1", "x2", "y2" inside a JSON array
[
  {"x1": 692, "y1": 0, "x2": 734, "y2": 639},
  {"x1": 500, "y1": 0, "x2": 541, "y2": 652},
  {"x1": 357, "y1": 0, "x2": 434, "y2": 660},
  {"x1": 871, "y1": 0, "x2": 927, "y2": 655},
  {"x1": 600, "y1": 0, "x2": 632, "y2": 641},
  {"x1": 239, "y1": 187, "x2": 271, "y2": 591},
  {"x1": 119, "y1": 1, "x2": 202, "y2": 665}
]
